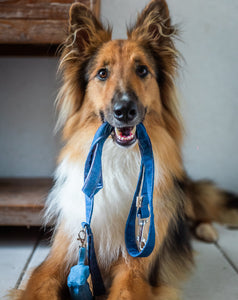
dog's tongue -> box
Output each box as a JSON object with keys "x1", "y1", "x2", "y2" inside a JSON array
[
  {"x1": 114, "y1": 126, "x2": 136, "y2": 146},
  {"x1": 119, "y1": 127, "x2": 133, "y2": 137}
]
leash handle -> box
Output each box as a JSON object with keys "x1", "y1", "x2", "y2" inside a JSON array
[{"x1": 80, "y1": 122, "x2": 155, "y2": 297}]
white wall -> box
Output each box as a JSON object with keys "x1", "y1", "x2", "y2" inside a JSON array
[{"x1": 0, "y1": 0, "x2": 237, "y2": 193}]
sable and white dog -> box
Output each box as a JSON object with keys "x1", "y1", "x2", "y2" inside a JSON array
[{"x1": 13, "y1": 1, "x2": 238, "y2": 299}]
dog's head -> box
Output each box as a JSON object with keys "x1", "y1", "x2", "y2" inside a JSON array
[{"x1": 58, "y1": 0, "x2": 181, "y2": 148}]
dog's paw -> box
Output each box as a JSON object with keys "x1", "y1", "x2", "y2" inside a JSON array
[{"x1": 195, "y1": 222, "x2": 218, "y2": 243}]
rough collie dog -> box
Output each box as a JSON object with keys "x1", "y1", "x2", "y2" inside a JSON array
[{"x1": 14, "y1": 0, "x2": 238, "y2": 299}]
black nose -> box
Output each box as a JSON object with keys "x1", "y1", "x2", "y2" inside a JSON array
[{"x1": 113, "y1": 100, "x2": 138, "y2": 123}]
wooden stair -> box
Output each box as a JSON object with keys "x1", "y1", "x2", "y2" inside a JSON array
[{"x1": 0, "y1": 178, "x2": 52, "y2": 226}]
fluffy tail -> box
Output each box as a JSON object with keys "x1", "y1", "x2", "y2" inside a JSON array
[{"x1": 184, "y1": 178, "x2": 238, "y2": 242}]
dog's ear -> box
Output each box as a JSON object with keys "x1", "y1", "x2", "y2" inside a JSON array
[
  {"x1": 69, "y1": 3, "x2": 111, "y2": 53},
  {"x1": 128, "y1": 0, "x2": 179, "y2": 86},
  {"x1": 127, "y1": 0, "x2": 178, "y2": 80},
  {"x1": 128, "y1": 0, "x2": 175, "y2": 43}
]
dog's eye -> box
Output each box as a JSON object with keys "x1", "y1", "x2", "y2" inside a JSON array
[
  {"x1": 136, "y1": 65, "x2": 149, "y2": 78},
  {"x1": 97, "y1": 68, "x2": 109, "y2": 81}
]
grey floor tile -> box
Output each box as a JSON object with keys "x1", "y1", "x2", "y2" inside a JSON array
[
  {"x1": 215, "y1": 224, "x2": 238, "y2": 270},
  {"x1": 0, "y1": 227, "x2": 40, "y2": 298},
  {"x1": 19, "y1": 236, "x2": 50, "y2": 289},
  {"x1": 183, "y1": 240, "x2": 238, "y2": 300}
]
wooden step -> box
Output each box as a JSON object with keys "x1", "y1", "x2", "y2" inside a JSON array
[{"x1": 0, "y1": 178, "x2": 52, "y2": 226}]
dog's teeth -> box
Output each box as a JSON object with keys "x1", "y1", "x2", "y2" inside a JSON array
[
  {"x1": 118, "y1": 135, "x2": 133, "y2": 141},
  {"x1": 115, "y1": 127, "x2": 120, "y2": 137}
]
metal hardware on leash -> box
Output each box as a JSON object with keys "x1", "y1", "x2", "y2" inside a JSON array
[
  {"x1": 136, "y1": 195, "x2": 150, "y2": 251},
  {"x1": 137, "y1": 214, "x2": 149, "y2": 251},
  {"x1": 135, "y1": 166, "x2": 150, "y2": 251},
  {"x1": 77, "y1": 228, "x2": 87, "y2": 248},
  {"x1": 136, "y1": 195, "x2": 143, "y2": 208}
]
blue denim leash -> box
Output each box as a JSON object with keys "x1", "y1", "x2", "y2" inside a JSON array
[{"x1": 67, "y1": 122, "x2": 155, "y2": 299}]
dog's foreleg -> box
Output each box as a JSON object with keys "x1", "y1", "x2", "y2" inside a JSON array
[
  {"x1": 107, "y1": 259, "x2": 154, "y2": 300},
  {"x1": 17, "y1": 226, "x2": 71, "y2": 300},
  {"x1": 107, "y1": 257, "x2": 180, "y2": 300}
]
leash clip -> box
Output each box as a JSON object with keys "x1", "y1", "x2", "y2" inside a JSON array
[
  {"x1": 137, "y1": 214, "x2": 149, "y2": 251},
  {"x1": 136, "y1": 195, "x2": 149, "y2": 251},
  {"x1": 77, "y1": 228, "x2": 87, "y2": 248}
]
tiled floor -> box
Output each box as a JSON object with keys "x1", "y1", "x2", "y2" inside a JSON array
[{"x1": 0, "y1": 225, "x2": 238, "y2": 299}]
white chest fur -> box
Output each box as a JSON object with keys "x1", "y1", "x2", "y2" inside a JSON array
[{"x1": 45, "y1": 139, "x2": 141, "y2": 268}]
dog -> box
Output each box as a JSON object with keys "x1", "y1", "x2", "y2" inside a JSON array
[{"x1": 13, "y1": 1, "x2": 238, "y2": 299}]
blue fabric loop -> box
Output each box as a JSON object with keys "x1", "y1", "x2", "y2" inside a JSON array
[
  {"x1": 68, "y1": 122, "x2": 155, "y2": 298},
  {"x1": 82, "y1": 122, "x2": 155, "y2": 258}
]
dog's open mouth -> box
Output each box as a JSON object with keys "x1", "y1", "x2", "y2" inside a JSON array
[{"x1": 112, "y1": 126, "x2": 137, "y2": 147}]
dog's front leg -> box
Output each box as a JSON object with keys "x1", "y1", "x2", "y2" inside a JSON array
[
  {"x1": 17, "y1": 226, "x2": 71, "y2": 300},
  {"x1": 107, "y1": 257, "x2": 180, "y2": 300},
  {"x1": 107, "y1": 257, "x2": 158, "y2": 300},
  {"x1": 107, "y1": 263, "x2": 152, "y2": 300}
]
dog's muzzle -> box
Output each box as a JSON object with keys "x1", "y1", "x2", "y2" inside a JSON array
[{"x1": 107, "y1": 91, "x2": 146, "y2": 147}]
